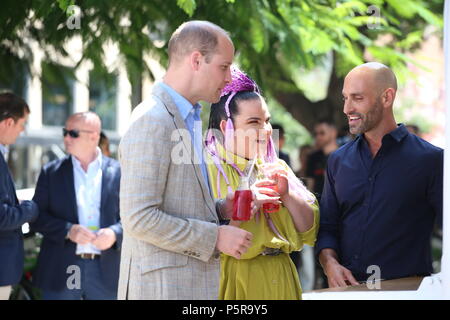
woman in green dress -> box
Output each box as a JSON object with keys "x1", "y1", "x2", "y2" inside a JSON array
[{"x1": 205, "y1": 66, "x2": 319, "y2": 300}]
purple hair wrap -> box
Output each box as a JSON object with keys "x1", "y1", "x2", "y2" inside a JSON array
[
  {"x1": 221, "y1": 65, "x2": 260, "y2": 98},
  {"x1": 221, "y1": 66, "x2": 260, "y2": 143}
]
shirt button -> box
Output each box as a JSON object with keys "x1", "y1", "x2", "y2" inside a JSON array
[{"x1": 354, "y1": 254, "x2": 359, "y2": 260}]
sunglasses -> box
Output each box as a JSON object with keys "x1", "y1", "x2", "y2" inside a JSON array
[{"x1": 63, "y1": 128, "x2": 94, "y2": 138}]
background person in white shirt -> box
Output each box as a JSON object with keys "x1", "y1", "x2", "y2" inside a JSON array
[{"x1": 32, "y1": 112, "x2": 122, "y2": 300}]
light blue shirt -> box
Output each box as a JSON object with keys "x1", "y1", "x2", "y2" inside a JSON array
[
  {"x1": 0, "y1": 144, "x2": 8, "y2": 161},
  {"x1": 71, "y1": 147, "x2": 103, "y2": 255},
  {"x1": 160, "y1": 82, "x2": 209, "y2": 188}
]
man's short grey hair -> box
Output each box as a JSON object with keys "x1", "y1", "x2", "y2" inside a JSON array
[{"x1": 168, "y1": 20, "x2": 230, "y2": 65}]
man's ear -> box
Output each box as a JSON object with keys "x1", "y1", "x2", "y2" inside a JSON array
[
  {"x1": 190, "y1": 51, "x2": 202, "y2": 71},
  {"x1": 382, "y1": 88, "x2": 396, "y2": 108},
  {"x1": 4, "y1": 118, "x2": 14, "y2": 128}
]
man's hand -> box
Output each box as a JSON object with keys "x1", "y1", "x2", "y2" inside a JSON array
[
  {"x1": 91, "y1": 228, "x2": 117, "y2": 250},
  {"x1": 216, "y1": 225, "x2": 253, "y2": 259},
  {"x1": 319, "y1": 249, "x2": 359, "y2": 288},
  {"x1": 324, "y1": 260, "x2": 359, "y2": 288},
  {"x1": 68, "y1": 224, "x2": 97, "y2": 245}
]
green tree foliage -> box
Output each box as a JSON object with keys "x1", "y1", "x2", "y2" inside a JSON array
[{"x1": 0, "y1": 0, "x2": 444, "y2": 134}]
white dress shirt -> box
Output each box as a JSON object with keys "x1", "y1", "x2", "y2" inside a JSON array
[{"x1": 72, "y1": 147, "x2": 103, "y2": 255}]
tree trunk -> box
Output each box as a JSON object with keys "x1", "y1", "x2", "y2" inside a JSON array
[{"x1": 274, "y1": 61, "x2": 347, "y2": 133}]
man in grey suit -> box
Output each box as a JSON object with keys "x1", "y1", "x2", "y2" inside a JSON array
[{"x1": 118, "y1": 20, "x2": 253, "y2": 300}]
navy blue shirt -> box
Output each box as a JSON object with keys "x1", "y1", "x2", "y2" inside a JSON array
[{"x1": 315, "y1": 124, "x2": 443, "y2": 281}]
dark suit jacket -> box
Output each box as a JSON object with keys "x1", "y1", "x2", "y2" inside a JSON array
[
  {"x1": 278, "y1": 150, "x2": 291, "y2": 167},
  {"x1": 0, "y1": 153, "x2": 39, "y2": 286},
  {"x1": 31, "y1": 155, "x2": 122, "y2": 292}
]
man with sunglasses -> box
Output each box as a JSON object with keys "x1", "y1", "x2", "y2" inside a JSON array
[
  {"x1": 31, "y1": 112, "x2": 122, "y2": 300},
  {"x1": 0, "y1": 92, "x2": 39, "y2": 300}
]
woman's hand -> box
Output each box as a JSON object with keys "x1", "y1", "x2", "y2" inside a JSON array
[
  {"x1": 258, "y1": 162, "x2": 315, "y2": 233},
  {"x1": 252, "y1": 181, "x2": 282, "y2": 202},
  {"x1": 257, "y1": 163, "x2": 289, "y2": 199}
]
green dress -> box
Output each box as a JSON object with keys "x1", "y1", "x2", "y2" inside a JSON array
[{"x1": 207, "y1": 144, "x2": 319, "y2": 300}]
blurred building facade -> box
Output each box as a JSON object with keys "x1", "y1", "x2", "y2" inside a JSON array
[
  {"x1": 395, "y1": 27, "x2": 446, "y2": 148},
  {"x1": 0, "y1": 37, "x2": 164, "y2": 189}
]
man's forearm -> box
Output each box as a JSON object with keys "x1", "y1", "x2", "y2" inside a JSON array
[{"x1": 319, "y1": 248, "x2": 340, "y2": 273}]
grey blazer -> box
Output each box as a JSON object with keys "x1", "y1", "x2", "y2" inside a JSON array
[{"x1": 117, "y1": 82, "x2": 220, "y2": 300}]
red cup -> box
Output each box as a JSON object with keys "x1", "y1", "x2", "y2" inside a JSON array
[
  {"x1": 232, "y1": 190, "x2": 253, "y2": 221},
  {"x1": 262, "y1": 184, "x2": 280, "y2": 213}
]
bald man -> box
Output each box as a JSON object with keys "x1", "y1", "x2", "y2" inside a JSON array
[
  {"x1": 118, "y1": 20, "x2": 254, "y2": 300},
  {"x1": 31, "y1": 112, "x2": 122, "y2": 299},
  {"x1": 315, "y1": 62, "x2": 443, "y2": 288}
]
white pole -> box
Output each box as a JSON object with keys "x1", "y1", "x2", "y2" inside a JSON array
[{"x1": 442, "y1": 0, "x2": 450, "y2": 299}]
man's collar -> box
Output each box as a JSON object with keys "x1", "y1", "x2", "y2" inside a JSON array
[
  {"x1": 0, "y1": 144, "x2": 8, "y2": 158},
  {"x1": 160, "y1": 82, "x2": 200, "y2": 120},
  {"x1": 389, "y1": 123, "x2": 408, "y2": 142},
  {"x1": 356, "y1": 123, "x2": 408, "y2": 144}
]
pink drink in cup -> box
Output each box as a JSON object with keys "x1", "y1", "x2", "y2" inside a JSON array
[
  {"x1": 232, "y1": 177, "x2": 252, "y2": 221},
  {"x1": 262, "y1": 183, "x2": 280, "y2": 213},
  {"x1": 232, "y1": 190, "x2": 253, "y2": 221}
]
